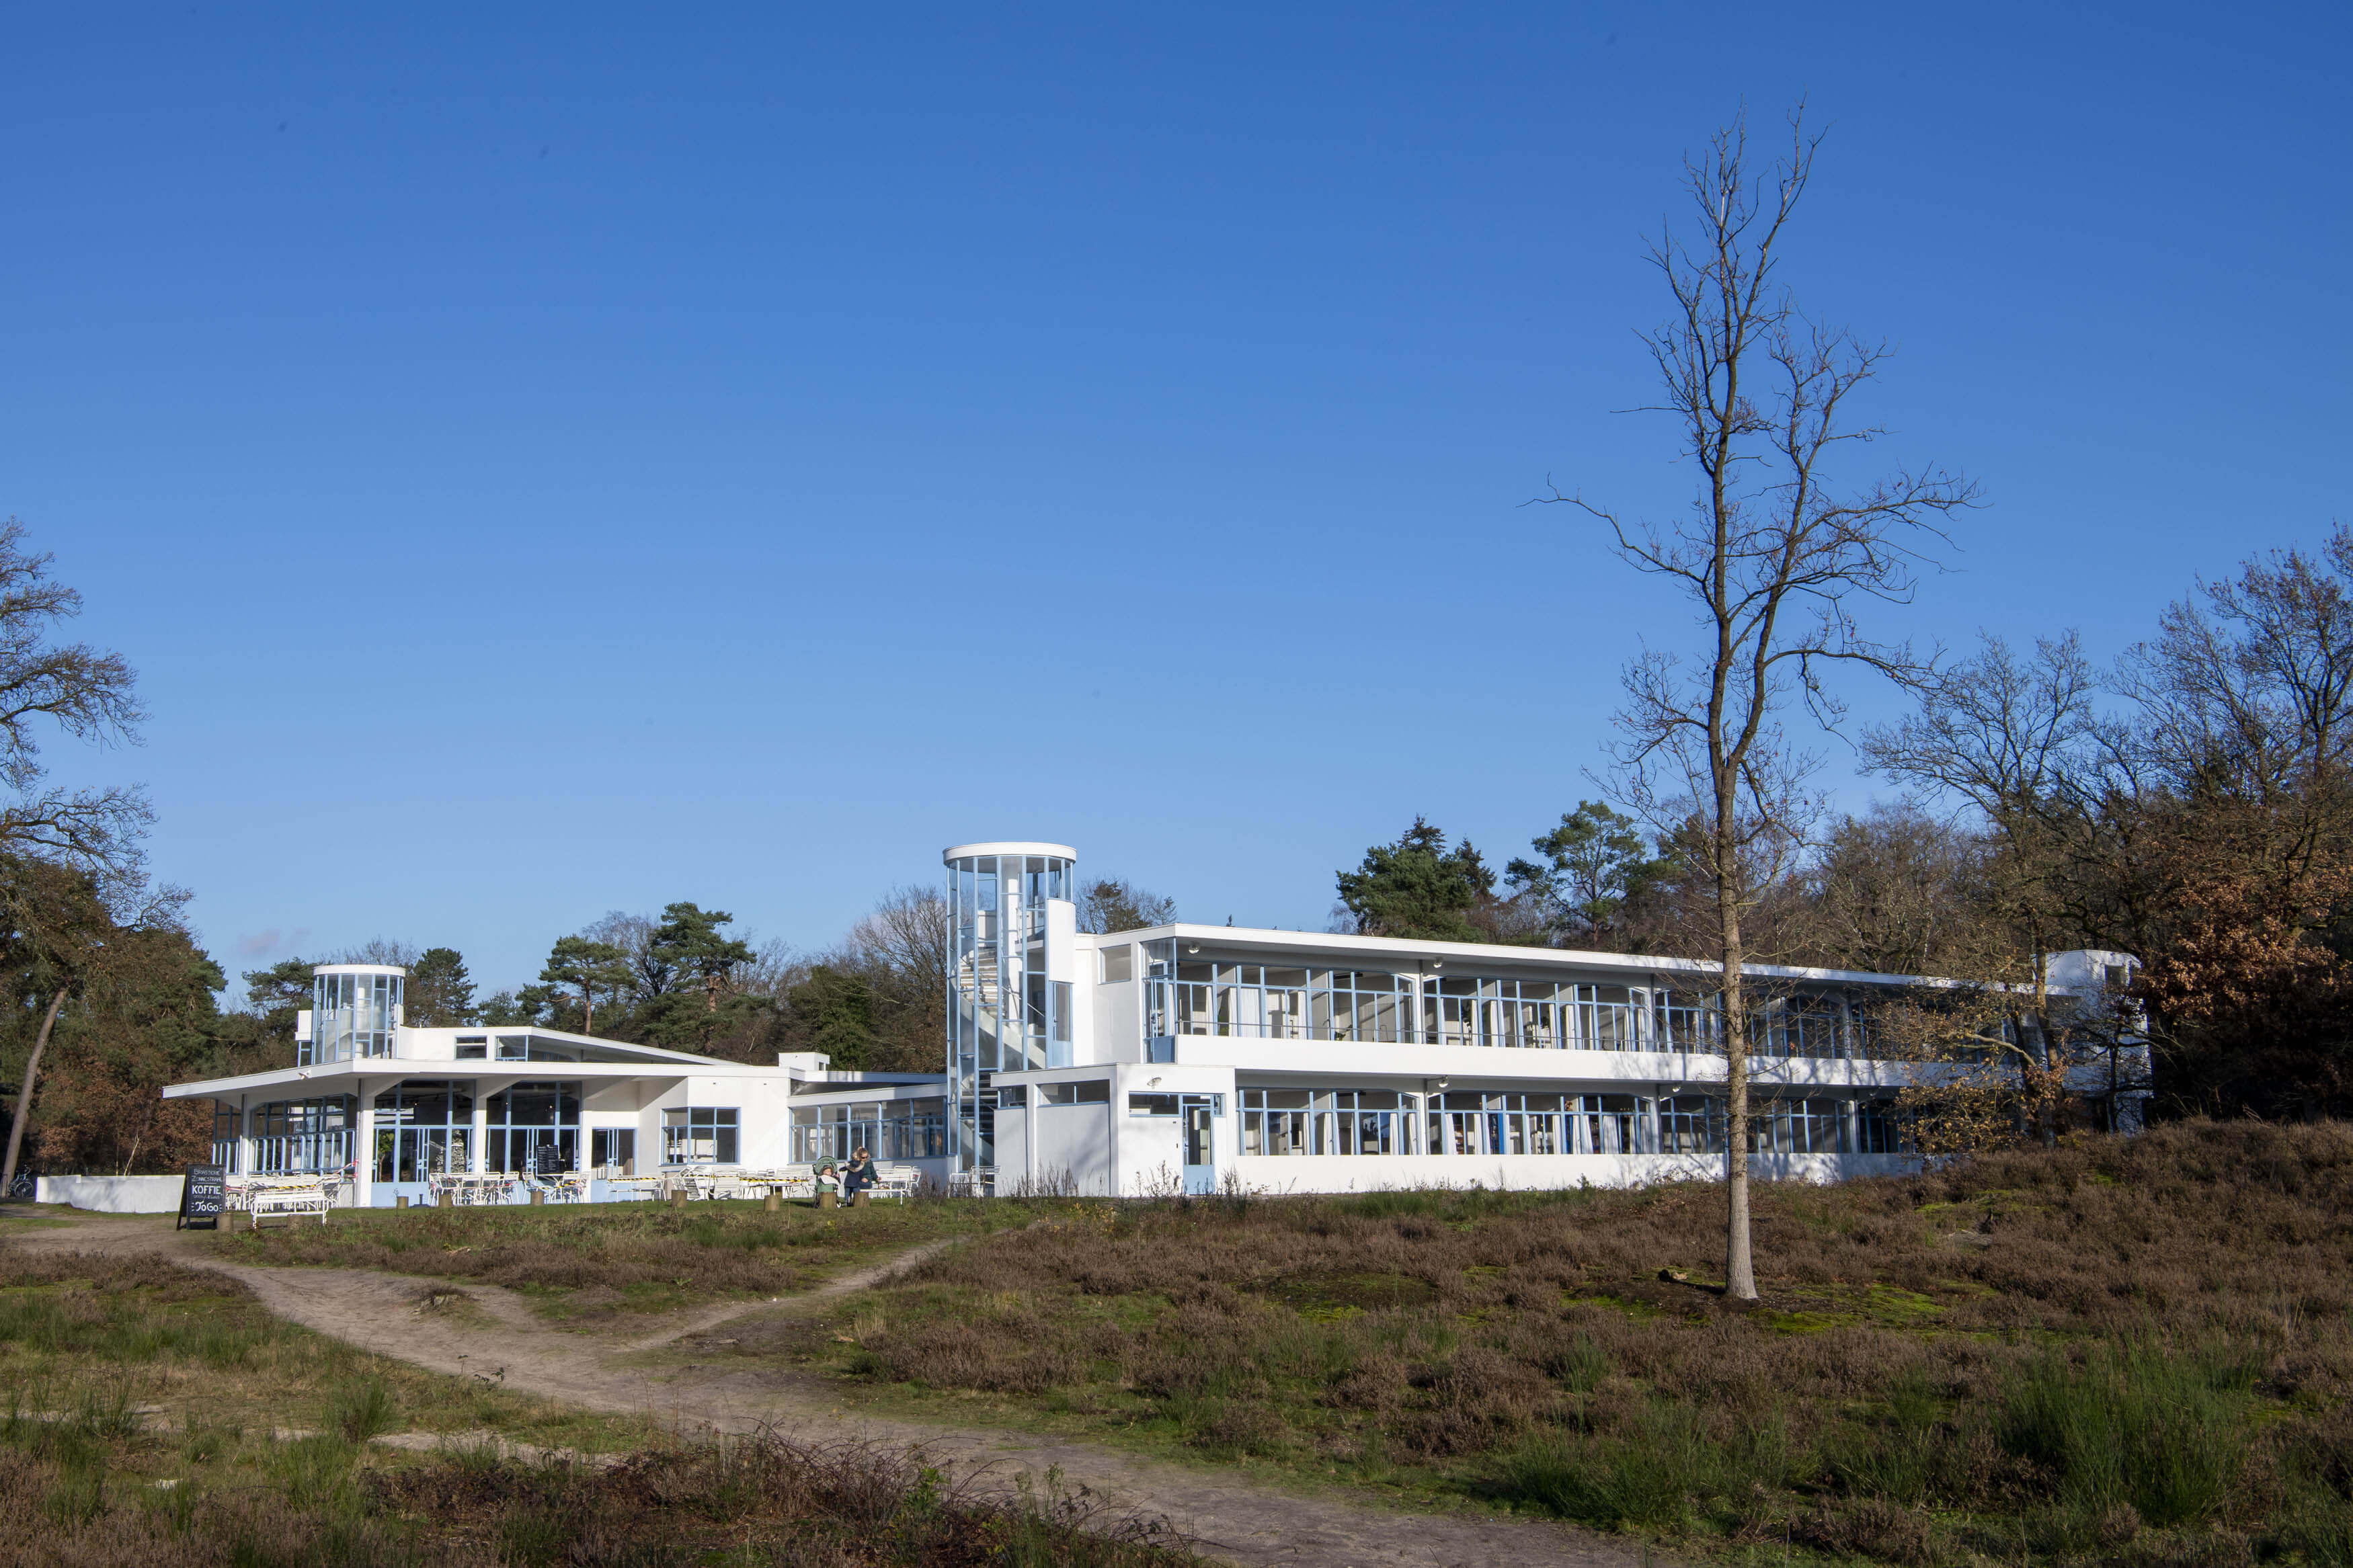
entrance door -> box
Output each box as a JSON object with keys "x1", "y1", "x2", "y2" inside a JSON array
[{"x1": 1181, "y1": 1095, "x2": 1215, "y2": 1195}]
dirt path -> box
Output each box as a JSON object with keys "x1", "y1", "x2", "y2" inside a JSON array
[{"x1": 7, "y1": 1211, "x2": 1643, "y2": 1568}]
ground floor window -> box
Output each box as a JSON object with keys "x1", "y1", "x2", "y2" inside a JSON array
[
  {"x1": 1853, "y1": 1098, "x2": 1903, "y2": 1153},
  {"x1": 224, "y1": 1096, "x2": 355, "y2": 1175},
  {"x1": 590, "y1": 1128, "x2": 637, "y2": 1175},
  {"x1": 1576, "y1": 1094, "x2": 1645, "y2": 1154},
  {"x1": 373, "y1": 1081, "x2": 472, "y2": 1183},
  {"x1": 489, "y1": 1081, "x2": 580, "y2": 1174},
  {"x1": 1230, "y1": 1086, "x2": 1903, "y2": 1160},
  {"x1": 789, "y1": 1098, "x2": 946, "y2": 1164},
  {"x1": 1747, "y1": 1096, "x2": 1844, "y2": 1154},
  {"x1": 1659, "y1": 1095, "x2": 1722, "y2": 1154},
  {"x1": 1242, "y1": 1088, "x2": 1415, "y2": 1156},
  {"x1": 665, "y1": 1106, "x2": 738, "y2": 1165}
]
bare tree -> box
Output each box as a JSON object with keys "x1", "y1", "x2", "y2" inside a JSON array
[
  {"x1": 1077, "y1": 878, "x2": 1176, "y2": 935},
  {"x1": 0, "y1": 521, "x2": 149, "y2": 876},
  {"x1": 1800, "y1": 802, "x2": 1993, "y2": 978},
  {"x1": 836, "y1": 885, "x2": 954, "y2": 1070},
  {"x1": 1548, "y1": 108, "x2": 1974, "y2": 1300},
  {"x1": 1864, "y1": 632, "x2": 2100, "y2": 1137},
  {"x1": 2114, "y1": 524, "x2": 2353, "y2": 881},
  {"x1": 336, "y1": 937, "x2": 421, "y2": 968}
]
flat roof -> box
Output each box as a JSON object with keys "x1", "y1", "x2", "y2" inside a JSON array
[{"x1": 943, "y1": 841, "x2": 1078, "y2": 863}]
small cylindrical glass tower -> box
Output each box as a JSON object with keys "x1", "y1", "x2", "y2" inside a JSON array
[
  {"x1": 307, "y1": 963, "x2": 406, "y2": 1065},
  {"x1": 943, "y1": 842, "x2": 1076, "y2": 1178}
]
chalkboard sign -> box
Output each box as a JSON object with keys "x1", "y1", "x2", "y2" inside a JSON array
[{"x1": 177, "y1": 1163, "x2": 226, "y2": 1231}]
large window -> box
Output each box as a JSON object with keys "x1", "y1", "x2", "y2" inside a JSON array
[
  {"x1": 664, "y1": 1107, "x2": 739, "y2": 1165},
  {"x1": 223, "y1": 1096, "x2": 355, "y2": 1175},
  {"x1": 788, "y1": 1099, "x2": 946, "y2": 1164},
  {"x1": 1854, "y1": 1099, "x2": 1903, "y2": 1154},
  {"x1": 1659, "y1": 1096, "x2": 1723, "y2": 1155},
  {"x1": 1150, "y1": 964, "x2": 1762, "y2": 1055},
  {"x1": 1426, "y1": 1091, "x2": 1577, "y2": 1156},
  {"x1": 1240, "y1": 1088, "x2": 1412, "y2": 1155},
  {"x1": 489, "y1": 1081, "x2": 580, "y2": 1173},
  {"x1": 373, "y1": 1081, "x2": 473, "y2": 1183},
  {"x1": 1748, "y1": 1097, "x2": 1845, "y2": 1153},
  {"x1": 1751, "y1": 997, "x2": 1853, "y2": 1060}
]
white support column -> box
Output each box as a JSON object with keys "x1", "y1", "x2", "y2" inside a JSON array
[
  {"x1": 471, "y1": 1087, "x2": 489, "y2": 1174},
  {"x1": 1107, "y1": 1066, "x2": 1123, "y2": 1197},
  {"x1": 354, "y1": 1099, "x2": 376, "y2": 1208},
  {"x1": 237, "y1": 1096, "x2": 255, "y2": 1177}
]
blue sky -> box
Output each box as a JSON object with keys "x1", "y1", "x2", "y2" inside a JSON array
[{"x1": 9, "y1": 3, "x2": 2348, "y2": 995}]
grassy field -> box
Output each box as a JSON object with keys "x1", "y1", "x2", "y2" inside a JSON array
[
  {"x1": 0, "y1": 1245, "x2": 1191, "y2": 1567},
  {"x1": 715, "y1": 1122, "x2": 2353, "y2": 1567},
  {"x1": 198, "y1": 1194, "x2": 1083, "y2": 1323}
]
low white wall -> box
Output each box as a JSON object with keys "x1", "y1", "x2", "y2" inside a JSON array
[{"x1": 36, "y1": 1174, "x2": 187, "y2": 1213}]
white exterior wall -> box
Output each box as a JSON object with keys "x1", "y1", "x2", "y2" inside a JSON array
[
  {"x1": 1045, "y1": 899, "x2": 1080, "y2": 1067},
  {"x1": 36, "y1": 1174, "x2": 188, "y2": 1213},
  {"x1": 1088, "y1": 939, "x2": 1144, "y2": 1065},
  {"x1": 1033, "y1": 1099, "x2": 1116, "y2": 1192}
]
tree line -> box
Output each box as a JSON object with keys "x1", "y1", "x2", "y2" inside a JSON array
[
  {"x1": 233, "y1": 875, "x2": 1178, "y2": 1081},
  {"x1": 1332, "y1": 520, "x2": 2353, "y2": 1132}
]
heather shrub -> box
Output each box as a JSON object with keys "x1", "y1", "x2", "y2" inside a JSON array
[{"x1": 809, "y1": 1121, "x2": 2353, "y2": 1563}]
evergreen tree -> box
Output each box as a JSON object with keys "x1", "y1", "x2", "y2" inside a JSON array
[
  {"x1": 405, "y1": 946, "x2": 477, "y2": 1026},
  {"x1": 1334, "y1": 817, "x2": 1496, "y2": 942},
  {"x1": 1505, "y1": 802, "x2": 1664, "y2": 948},
  {"x1": 651, "y1": 903, "x2": 755, "y2": 1013},
  {"x1": 786, "y1": 965, "x2": 879, "y2": 1069},
  {"x1": 540, "y1": 936, "x2": 630, "y2": 1034}
]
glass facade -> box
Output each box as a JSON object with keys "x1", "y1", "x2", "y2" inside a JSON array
[
  {"x1": 946, "y1": 849, "x2": 1075, "y2": 1174},
  {"x1": 372, "y1": 1080, "x2": 472, "y2": 1184},
  {"x1": 1144, "y1": 951, "x2": 1879, "y2": 1059},
  {"x1": 305, "y1": 967, "x2": 403, "y2": 1065},
  {"x1": 214, "y1": 1096, "x2": 354, "y2": 1175},
  {"x1": 790, "y1": 1098, "x2": 948, "y2": 1163},
  {"x1": 486, "y1": 1081, "x2": 580, "y2": 1174},
  {"x1": 1226, "y1": 1087, "x2": 1904, "y2": 1161}
]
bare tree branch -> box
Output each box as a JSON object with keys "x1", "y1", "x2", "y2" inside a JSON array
[{"x1": 1541, "y1": 105, "x2": 1975, "y2": 1301}]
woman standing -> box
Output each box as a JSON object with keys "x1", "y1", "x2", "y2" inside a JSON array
[{"x1": 842, "y1": 1146, "x2": 875, "y2": 1206}]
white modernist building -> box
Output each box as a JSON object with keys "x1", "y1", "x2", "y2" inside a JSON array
[{"x1": 163, "y1": 839, "x2": 2142, "y2": 1204}]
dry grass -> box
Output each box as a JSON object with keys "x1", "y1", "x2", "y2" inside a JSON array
[
  {"x1": 0, "y1": 1247, "x2": 1194, "y2": 1567},
  {"x1": 0, "y1": 1249, "x2": 623, "y2": 1450},
  {"x1": 197, "y1": 1196, "x2": 1064, "y2": 1321},
  {"x1": 775, "y1": 1122, "x2": 2353, "y2": 1565}
]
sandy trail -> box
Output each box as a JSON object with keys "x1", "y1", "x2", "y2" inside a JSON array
[{"x1": 7, "y1": 1211, "x2": 1644, "y2": 1568}]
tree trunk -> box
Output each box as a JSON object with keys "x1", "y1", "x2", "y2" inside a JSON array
[
  {"x1": 2028, "y1": 940, "x2": 2056, "y2": 1146},
  {"x1": 1718, "y1": 817, "x2": 1758, "y2": 1303},
  {"x1": 2, "y1": 990, "x2": 69, "y2": 1201}
]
